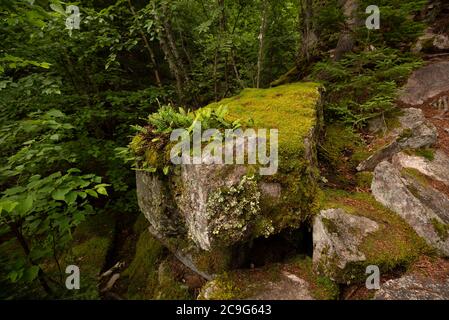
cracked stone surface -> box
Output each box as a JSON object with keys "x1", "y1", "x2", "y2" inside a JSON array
[
  {"x1": 375, "y1": 275, "x2": 449, "y2": 300},
  {"x1": 372, "y1": 161, "x2": 449, "y2": 256},
  {"x1": 313, "y1": 208, "x2": 379, "y2": 280}
]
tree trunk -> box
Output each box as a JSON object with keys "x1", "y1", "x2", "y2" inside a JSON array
[
  {"x1": 256, "y1": 0, "x2": 269, "y2": 88},
  {"x1": 296, "y1": 0, "x2": 318, "y2": 78},
  {"x1": 334, "y1": 0, "x2": 359, "y2": 61},
  {"x1": 153, "y1": 2, "x2": 184, "y2": 101},
  {"x1": 127, "y1": 0, "x2": 162, "y2": 87},
  {"x1": 299, "y1": 0, "x2": 317, "y2": 63},
  {"x1": 10, "y1": 223, "x2": 52, "y2": 295}
]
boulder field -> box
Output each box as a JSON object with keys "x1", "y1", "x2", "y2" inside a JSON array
[{"x1": 134, "y1": 61, "x2": 449, "y2": 299}]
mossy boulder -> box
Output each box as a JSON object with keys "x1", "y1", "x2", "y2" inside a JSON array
[
  {"x1": 198, "y1": 257, "x2": 338, "y2": 300},
  {"x1": 372, "y1": 160, "x2": 449, "y2": 257},
  {"x1": 314, "y1": 189, "x2": 429, "y2": 284},
  {"x1": 119, "y1": 217, "x2": 194, "y2": 300},
  {"x1": 136, "y1": 82, "x2": 323, "y2": 276}
]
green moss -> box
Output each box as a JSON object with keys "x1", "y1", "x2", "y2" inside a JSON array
[
  {"x1": 355, "y1": 172, "x2": 374, "y2": 189},
  {"x1": 199, "y1": 257, "x2": 339, "y2": 300},
  {"x1": 322, "y1": 217, "x2": 340, "y2": 235},
  {"x1": 192, "y1": 247, "x2": 233, "y2": 275},
  {"x1": 401, "y1": 168, "x2": 429, "y2": 186},
  {"x1": 319, "y1": 124, "x2": 369, "y2": 186},
  {"x1": 320, "y1": 189, "x2": 430, "y2": 283},
  {"x1": 122, "y1": 229, "x2": 164, "y2": 300},
  {"x1": 414, "y1": 148, "x2": 435, "y2": 161},
  {"x1": 206, "y1": 82, "x2": 320, "y2": 155},
  {"x1": 431, "y1": 218, "x2": 449, "y2": 241},
  {"x1": 398, "y1": 128, "x2": 413, "y2": 142},
  {"x1": 205, "y1": 83, "x2": 322, "y2": 233},
  {"x1": 154, "y1": 259, "x2": 192, "y2": 300},
  {"x1": 198, "y1": 273, "x2": 245, "y2": 300},
  {"x1": 62, "y1": 211, "x2": 115, "y2": 299},
  {"x1": 288, "y1": 256, "x2": 339, "y2": 300}
]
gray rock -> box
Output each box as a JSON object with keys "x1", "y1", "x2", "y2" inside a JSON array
[
  {"x1": 357, "y1": 141, "x2": 400, "y2": 172},
  {"x1": 357, "y1": 108, "x2": 437, "y2": 171},
  {"x1": 372, "y1": 161, "x2": 449, "y2": 256},
  {"x1": 396, "y1": 108, "x2": 438, "y2": 150},
  {"x1": 367, "y1": 116, "x2": 387, "y2": 134},
  {"x1": 199, "y1": 270, "x2": 316, "y2": 300},
  {"x1": 392, "y1": 150, "x2": 449, "y2": 186},
  {"x1": 248, "y1": 272, "x2": 314, "y2": 300},
  {"x1": 399, "y1": 61, "x2": 449, "y2": 106},
  {"x1": 176, "y1": 162, "x2": 250, "y2": 251},
  {"x1": 313, "y1": 208, "x2": 379, "y2": 281},
  {"x1": 375, "y1": 275, "x2": 449, "y2": 300},
  {"x1": 402, "y1": 172, "x2": 449, "y2": 224},
  {"x1": 135, "y1": 84, "x2": 322, "y2": 277},
  {"x1": 136, "y1": 172, "x2": 185, "y2": 236},
  {"x1": 412, "y1": 29, "x2": 449, "y2": 53}
]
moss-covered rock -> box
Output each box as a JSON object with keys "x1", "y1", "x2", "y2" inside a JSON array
[
  {"x1": 135, "y1": 82, "x2": 323, "y2": 276},
  {"x1": 64, "y1": 211, "x2": 116, "y2": 299},
  {"x1": 198, "y1": 257, "x2": 338, "y2": 300},
  {"x1": 315, "y1": 189, "x2": 429, "y2": 284},
  {"x1": 122, "y1": 228, "x2": 165, "y2": 299}
]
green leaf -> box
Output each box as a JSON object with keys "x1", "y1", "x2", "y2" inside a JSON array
[
  {"x1": 52, "y1": 188, "x2": 71, "y2": 201},
  {"x1": 64, "y1": 191, "x2": 78, "y2": 204},
  {"x1": 0, "y1": 200, "x2": 18, "y2": 213},
  {"x1": 96, "y1": 187, "x2": 108, "y2": 196},
  {"x1": 46, "y1": 109, "x2": 65, "y2": 118},
  {"x1": 23, "y1": 265, "x2": 40, "y2": 282},
  {"x1": 15, "y1": 196, "x2": 33, "y2": 216},
  {"x1": 85, "y1": 190, "x2": 98, "y2": 198},
  {"x1": 50, "y1": 2, "x2": 66, "y2": 15}
]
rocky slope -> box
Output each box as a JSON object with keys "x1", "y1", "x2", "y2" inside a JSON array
[{"x1": 126, "y1": 59, "x2": 449, "y2": 300}]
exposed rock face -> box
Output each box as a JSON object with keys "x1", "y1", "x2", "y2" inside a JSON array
[
  {"x1": 136, "y1": 83, "x2": 322, "y2": 276},
  {"x1": 313, "y1": 208, "x2": 379, "y2": 282},
  {"x1": 375, "y1": 275, "x2": 449, "y2": 300},
  {"x1": 412, "y1": 29, "x2": 449, "y2": 54},
  {"x1": 399, "y1": 61, "x2": 449, "y2": 106},
  {"x1": 357, "y1": 108, "x2": 438, "y2": 171},
  {"x1": 249, "y1": 272, "x2": 315, "y2": 300},
  {"x1": 198, "y1": 259, "x2": 338, "y2": 300},
  {"x1": 372, "y1": 161, "x2": 449, "y2": 256},
  {"x1": 200, "y1": 271, "x2": 314, "y2": 300},
  {"x1": 392, "y1": 150, "x2": 449, "y2": 186}
]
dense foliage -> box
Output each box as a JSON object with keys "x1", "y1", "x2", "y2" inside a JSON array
[{"x1": 0, "y1": 0, "x2": 431, "y2": 299}]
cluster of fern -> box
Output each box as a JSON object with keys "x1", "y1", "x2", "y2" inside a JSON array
[
  {"x1": 117, "y1": 104, "x2": 244, "y2": 174},
  {"x1": 313, "y1": 48, "x2": 423, "y2": 128}
]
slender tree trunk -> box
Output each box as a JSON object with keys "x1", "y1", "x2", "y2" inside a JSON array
[
  {"x1": 213, "y1": 0, "x2": 227, "y2": 101},
  {"x1": 299, "y1": 0, "x2": 316, "y2": 63},
  {"x1": 10, "y1": 223, "x2": 52, "y2": 295},
  {"x1": 127, "y1": 0, "x2": 162, "y2": 87},
  {"x1": 295, "y1": 0, "x2": 319, "y2": 79},
  {"x1": 153, "y1": 2, "x2": 184, "y2": 101},
  {"x1": 161, "y1": 2, "x2": 189, "y2": 83},
  {"x1": 231, "y1": 50, "x2": 245, "y2": 88},
  {"x1": 256, "y1": 0, "x2": 269, "y2": 88},
  {"x1": 334, "y1": 0, "x2": 359, "y2": 61}
]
